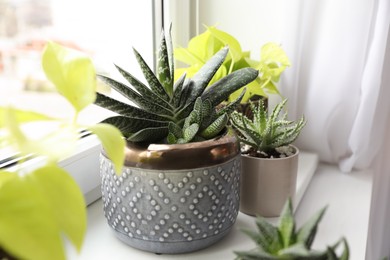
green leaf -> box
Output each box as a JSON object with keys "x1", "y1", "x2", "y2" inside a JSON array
[
  {"x1": 29, "y1": 164, "x2": 86, "y2": 251},
  {"x1": 207, "y1": 26, "x2": 243, "y2": 61},
  {"x1": 0, "y1": 107, "x2": 53, "y2": 127},
  {"x1": 278, "y1": 199, "x2": 296, "y2": 248},
  {"x1": 42, "y1": 41, "x2": 96, "y2": 112},
  {"x1": 101, "y1": 116, "x2": 168, "y2": 137},
  {"x1": 188, "y1": 46, "x2": 229, "y2": 104},
  {"x1": 3, "y1": 107, "x2": 79, "y2": 162},
  {"x1": 234, "y1": 249, "x2": 275, "y2": 260},
  {"x1": 98, "y1": 75, "x2": 172, "y2": 115},
  {"x1": 253, "y1": 217, "x2": 281, "y2": 253},
  {"x1": 296, "y1": 206, "x2": 327, "y2": 249},
  {"x1": 87, "y1": 123, "x2": 125, "y2": 175},
  {"x1": 168, "y1": 122, "x2": 183, "y2": 139},
  {"x1": 200, "y1": 113, "x2": 228, "y2": 139},
  {"x1": 157, "y1": 30, "x2": 173, "y2": 96},
  {"x1": 127, "y1": 126, "x2": 169, "y2": 143},
  {"x1": 0, "y1": 171, "x2": 64, "y2": 260},
  {"x1": 133, "y1": 48, "x2": 170, "y2": 101},
  {"x1": 95, "y1": 92, "x2": 167, "y2": 121},
  {"x1": 0, "y1": 167, "x2": 85, "y2": 260},
  {"x1": 201, "y1": 67, "x2": 259, "y2": 106},
  {"x1": 184, "y1": 123, "x2": 199, "y2": 142}
]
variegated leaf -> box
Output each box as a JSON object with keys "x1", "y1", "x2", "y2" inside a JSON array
[
  {"x1": 157, "y1": 30, "x2": 173, "y2": 96},
  {"x1": 101, "y1": 116, "x2": 168, "y2": 137},
  {"x1": 94, "y1": 92, "x2": 167, "y2": 121},
  {"x1": 98, "y1": 75, "x2": 172, "y2": 116},
  {"x1": 187, "y1": 46, "x2": 229, "y2": 104},
  {"x1": 113, "y1": 64, "x2": 171, "y2": 108},
  {"x1": 201, "y1": 67, "x2": 258, "y2": 106},
  {"x1": 127, "y1": 126, "x2": 168, "y2": 143},
  {"x1": 133, "y1": 48, "x2": 170, "y2": 101},
  {"x1": 199, "y1": 113, "x2": 228, "y2": 139}
]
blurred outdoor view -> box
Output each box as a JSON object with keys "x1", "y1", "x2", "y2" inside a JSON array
[{"x1": 0, "y1": 0, "x2": 153, "y2": 123}]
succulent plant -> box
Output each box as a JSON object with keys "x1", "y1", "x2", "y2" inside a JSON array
[
  {"x1": 235, "y1": 199, "x2": 350, "y2": 260},
  {"x1": 230, "y1": 99, "x2": 306, "y2": 157},
  {"x1": 94, "y1": 27, "x2": 258, "y2": 144}
]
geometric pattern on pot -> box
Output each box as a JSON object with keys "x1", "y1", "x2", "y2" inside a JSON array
[{"x1": 100, "y1": 154, "x2": 241, "y2": 254}]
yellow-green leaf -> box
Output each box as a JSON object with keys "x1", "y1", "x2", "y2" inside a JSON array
[
  {"x1": 42, "y1": 41, "x2": 96, "y2": 112},
  {"x1": 28, "y1": 164, "x2": 87, "y2": 252},
  {"x1": 0, "y1": 107, "x2": 53, "y2": 128},
  {"x1": 208, "y1": 26, "x2": 243, "y2": 62},
  {"x1": 0, "y1": 171, "x2": 65, "y2": 260},
  {"x1": 88, "y1": 123, "x2": 125, "y2": 175},
  {"x1": 260, "y1": 42, "x2": 291, "y2": 67}
]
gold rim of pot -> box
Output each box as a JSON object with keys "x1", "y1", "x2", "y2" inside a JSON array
[{"x1": 102, "y1": 129, "x2": 240, "y2": 170}]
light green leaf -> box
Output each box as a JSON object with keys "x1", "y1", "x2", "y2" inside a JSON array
[
  {"x1": 88, "y1": 123, "x2": 125, "y2": 175},
  {"x1": 42, "y1": 41, "x2": 96, "y2": 112},
  {"x1": 187, "y1": 29, "x2": 213, "y2": 62},
  {"x1": 0, "y1": 107, "x2": 53, "y2": 127},
  {"x1": 278, "y1": 199, "x2": 295, "y2": 248},
  {"x1": 260, "y1": 42, "x2": 291, "y2": 67},
  {"x1": 0, "y1": 171, "x2": 65, "y2": 260},
  {"x1": 207, "y1": 26, "x2": 243, "y2": 61},
  {"x1": 28, "y1": 164, "x2": 86, "y2": 252}
]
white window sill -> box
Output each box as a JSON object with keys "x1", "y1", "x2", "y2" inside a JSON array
[{"x1": 66, "y1": 153, "x2": 373, "y2": 260}]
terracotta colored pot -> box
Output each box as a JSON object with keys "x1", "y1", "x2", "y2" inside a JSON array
[
  {"x1": 240, "y1": 145, "x2": 299, "y2": 217},
  {"x1": 100, "y1": 131, "x2": 241, "y2": 254}
]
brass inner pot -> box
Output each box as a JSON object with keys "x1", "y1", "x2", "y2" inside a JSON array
[{"x1": 106, "y1": 130, "x2": 240, "y2": 170}]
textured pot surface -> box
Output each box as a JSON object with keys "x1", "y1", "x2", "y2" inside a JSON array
[
  {"x1": 100, "y1": 133, "x2": 241, "y2": 254},
  {"x1": 240, "y1": 146, "x2": 299, "y2": 217}
]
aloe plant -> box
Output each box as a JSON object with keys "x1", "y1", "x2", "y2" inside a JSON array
[
  {"x1": 174, "y1": 26, "x2": 291, "y2": 103},
  {"x1": 230, "y1": 99, "x2": 306, "y2": 157},
  {"x1": 235, "y1": 199, "x2": 350, "y2": 260},
  {"x1": 95, "y1": 27, "x2": 259, "y2": 144}
]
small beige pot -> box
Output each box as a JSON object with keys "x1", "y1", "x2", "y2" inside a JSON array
[{"x1": 240, "y1": 145, "x2": 299, "y2": 217}]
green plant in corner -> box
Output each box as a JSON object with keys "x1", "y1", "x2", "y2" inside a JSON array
[
  {"x1": 235, "y1": 199, "x2": 350, "y2": 260},
  {"x1": 230, "y1": 99, "x2": 306, "y2": 158},
  {"x1": 94, "y1": 27, "x2": 259, "y2": 144},
  {"x1": 174, "y1": 26, "x2": 290, "y2": 103},
  {"x1": 0, "y1": 42, "x2": 125, "y2": 260}
]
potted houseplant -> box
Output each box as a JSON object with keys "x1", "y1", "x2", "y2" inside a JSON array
[
  {"x1": 174, "y1": 26, "x2": 290, "y2": 106},
  {"x1": 94, "y1": 27, "x2": 258, "y2": 254},
  {"x1": 0, "y1": 42, "x2": 124, "y2": 260},
  {"x1": 230, "y1": 99, "x2": 306, "y2": 217},
  {"x1": 234, "y1": 199, "x2": 349, "y2": 259}
]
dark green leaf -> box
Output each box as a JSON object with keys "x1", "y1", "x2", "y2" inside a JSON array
[
  {"x1": 113, "y1": 64, "x2": 171, "y2": 108},
  {"x1": 201, "y1": 67, "x2": 258, "y2": 106},
  {"x1": 187, "y1": 46, "x2": 229, "y2": 104},
  {"x1": 183, "y1": 123, "x2": 199, "y2": 142},
  {"x1": 168, "y1": 122, "x2": 183, "y2": 139},
  {"x1": 133, "y1": 48, "x2": 170, "y2": 101},
  {"x1": 98, "y1": 75, "x2": 172, "y2": 115},
  {"x1": 296, "y1": 206, "x2": 327, "y2": 249},
  {"x1": 199, "y1": 113, "x2": 228, "y2": 139},
  {"x1": 157, "y1": 30, "x2": 173, "y2": 96},
  {"x1": 172, "y1": 72, "x2": 186, "y2": 107},
  {"x1": 278, "y1": 199, "x2": 295, "y2": 247},
  {"x1": 127, "y1": 126, "x2": 168, "y2": 143},
  {"x1": 94, "y1": 92, "x2": 167, "y2": 121}
]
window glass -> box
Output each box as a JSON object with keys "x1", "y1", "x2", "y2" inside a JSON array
[{"x1": 0, "y1": 0, "x2": 154, "y2": 124}]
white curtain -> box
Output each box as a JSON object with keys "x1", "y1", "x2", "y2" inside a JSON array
[
  {"x1": 279, "y1": 0, "x2": 390, "y2": 259},
  {"x1": 193, "y1": 0, "x2": 390, "y2": 257}
]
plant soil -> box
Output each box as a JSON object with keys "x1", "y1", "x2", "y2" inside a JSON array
[{"x1": 242, "y1": 145, "x2": 296, "y2": 159}]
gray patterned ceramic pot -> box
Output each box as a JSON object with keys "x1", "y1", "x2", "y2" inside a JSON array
[{"x1": 100, "y1": 131, "x2": 241, "y2": 254}]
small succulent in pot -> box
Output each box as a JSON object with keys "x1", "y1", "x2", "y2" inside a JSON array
[
  {"x1": 230, "y1": 99, "x2": 306, "y2": 158},
  {"x1": 94, "y1": 27, "x2": 259, "y2": 144},
  {"x1": 235, "y1": 199, "x2": 350, "y2": 260}
]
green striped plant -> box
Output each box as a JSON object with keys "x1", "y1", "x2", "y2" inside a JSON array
[
  {"x1": 235, "y1": 199, "x2": 350, "y2": 260},
  {"x1": 95, "y1": 27, "x2": 259, "y2": 144},
  {"x1": 230, "y1": 99, "x2": 306, "y2": 157}
]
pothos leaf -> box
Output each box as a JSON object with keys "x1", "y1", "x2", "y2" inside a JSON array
[
  {"x1": 87, "y1": 123, "x2": 125, "y2": 175},
  {"x1": 0, "y1": 167, "x2": 86, "y2": 260},
  {"x1": 42, "y1": 41, "x2": 96, "y2": 112}
]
